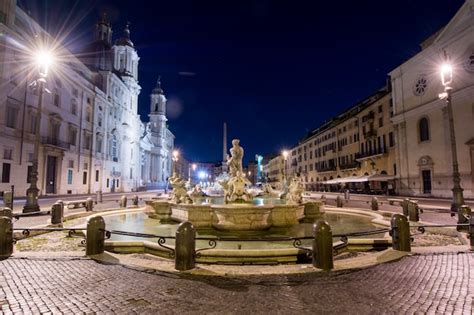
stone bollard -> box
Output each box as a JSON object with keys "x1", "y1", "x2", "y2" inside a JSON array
[
  {"x1": 335, "y1": 196, "x2": 343, "y2": 208},
  {"x1": 371, "y1": 197, "x2": 379, "y2": 211},
  {"x1": 344, "y1": 189, "x2": 350, "y2": 201},
  {"x1": 85, "y1": 197, "x2": 94, "y2": 212},
  {"x1": 0, "y1": 207, "x2": 12, "y2": 219},
  {"x1": 175, "y1": 222, "x2": 196, "y2": 271},
  {"x1": 86, "y1": 216, "x2": 105, "y2": 255},
  {"x1": 56, "y1": 200, "x2": 65, "y2": 215},
  {"x1": 96, "y1": 190, "x2": 103, "y2": 203},
  {"x1": 457, "y1": 205, "x2": 471, "y2": 232},
  {"x1": 469, "y1": 215, "x2": 474, "y2": 251},
  {"x1": 120, "y1": 195, "x2": 127, "y2": 208},
  {"x1": 51, "y1": 202, "x2": 63, "y2": 225},
  {"x1": 131, "y1": 195, "x2": 139, "y2": 207},
  {"x1": 2, "y1": 191, "x2": 13, "y2": 210},
  {"x1": 312, "y1": 220, "x2": 333, "y2": 271},
  {"x1": 408, "y1": 201, "x2": 420, "y2": 222},
  {"x1": 401, "y1": 198, "x2": 409, "y2": 217},
  {"x1": 390, "y1": 214, "x2": 411, "y2": 252},
  {"x1": 0, "y1": 216, "x2": 13, "y2": 258}
]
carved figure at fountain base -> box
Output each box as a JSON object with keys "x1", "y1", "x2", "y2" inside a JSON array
[
  {"x1": 286, "y1": 177, "x2": 304, "y2": 204},
  {"x1": 169, "y1": 175, "x2": 193, "y2": 204},
  {"x1": 224, "y1": 171, "x2": 253, "y2": 203}
]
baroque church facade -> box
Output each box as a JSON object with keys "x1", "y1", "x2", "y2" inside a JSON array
[{"x1": 0, "y1": 0, "x2": 174, "y2": 196}]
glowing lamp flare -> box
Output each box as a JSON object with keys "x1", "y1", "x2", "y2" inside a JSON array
[
  {"x1": 192, "y1": 163, "x2": 197, "y2": 171},
  {"x1": 282, "y1": 150, "x2": 289, "y2": 160},
  {"x1": 440, "y1": 63, "x2": 453, "y2": 87},
  {"x1": 172, "y1": 150, "x2": 179, "y2": 161},
  {"x1": 34, "y1": 50, "x2": 55, "y2": 77}
]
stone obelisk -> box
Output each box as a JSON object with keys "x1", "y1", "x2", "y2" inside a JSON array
[{"x1": 222, "y1": 122, "x2": 228, "y2": 173}]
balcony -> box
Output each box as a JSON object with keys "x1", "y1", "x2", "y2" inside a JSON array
[
  {"x1": 41, "y1": 137, "x2": 70, "y2": 150},
  {"x1": 362, "y1": 111, "x2": 375, "y2": 122},
  {"x1": 355, "y1": 146, "x2": 387, "y2": 160},
  {"x1": 339, "y1": 161, "x2": 360, "y2": 170},
  {"x1": 316, "y1": 165, "x2": 337, "y2": 173},
  {"x1": 110, "y1": 171, "x2": 121, "y2": 177},
  {"x1": 363, "y1": 129, "x2": 377, "y2": 139}
]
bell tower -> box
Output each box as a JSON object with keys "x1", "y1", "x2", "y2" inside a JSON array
[{"x1": 149, "y1": 77, "x2": 167, "y2": 140}]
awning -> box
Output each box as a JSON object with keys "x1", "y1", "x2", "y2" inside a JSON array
[
  {"x1": 368, "y1": 174, "x2": 395, "y2": 181},
  {"x1": 322, "y1": 174, "x2": 394, "y2": 184}
]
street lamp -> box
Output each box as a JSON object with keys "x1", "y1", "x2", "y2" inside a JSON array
[
  {"x1": 188, "y1": 163, "x2": 197, "y2": 182},
  {"x1": 23, "y1": 49, "x2": 55, "y2": 213},
  {"x1": 172, "y1": 150, "x2": 179, "y2": 177},
  {"x1": 438, "y1": 52, "x2": 465, "y2": 224}
]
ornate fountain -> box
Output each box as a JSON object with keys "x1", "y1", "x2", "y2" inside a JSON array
[{"x1": 146, "y1": 139, "x2": 323, "y2": 230}]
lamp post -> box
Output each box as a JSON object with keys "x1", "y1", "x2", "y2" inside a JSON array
[
  {"x1": 282, "y1": 150, "x2": 289, "y2": 190},
  {"x1": 172, "y1": 150, "x2": 179, "y2": 177},
  {"x1": 438, "y1": 52, "x2": 465, "y2": 221},
  {"x1": 23, "y1": 50, "x2": 54, "y2": 213},
  {"x1": 188, "y1": 163, "x2": 196, "y2": 182}
]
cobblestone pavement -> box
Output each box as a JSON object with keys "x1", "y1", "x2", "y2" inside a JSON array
[{"x1": 0, "y1": 252, "x2": 473, "y2": 314}]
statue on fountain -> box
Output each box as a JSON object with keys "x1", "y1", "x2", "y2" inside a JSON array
[
  {"x1": 286, "y1": 176, "x2": 305, "y2": 204},
  {"x1": 227, "y1": 139, "x2": 244, "y2": 177},
  {"x1": 225, "y1": 171, "x2": 253, "y2": 203},
  {"x1": 169, "y1": 175, "x2": 193, "y2": 204},
  {"x1": 221, "y1": 139, "x2": 253, "y2": 203}
]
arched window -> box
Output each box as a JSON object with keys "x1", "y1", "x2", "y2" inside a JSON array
[
  {"x1": 111, "y1": 135, "x2": 118, "y2": 160},
  {"x1": 419, "y1": 117, "x2": 430, "y2": 142}
]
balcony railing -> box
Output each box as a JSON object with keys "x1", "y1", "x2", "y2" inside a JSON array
[
  {"x1": 362, "y1": 111, "x2": 375, "y2": 122},
  {"x1": 363, "y1": 129, "x2": 377, "y2": 139},
  {"x1": 316, "y1": 165, "x2": 337, "y2": 173},
  {"x1": 110, "y1": 171, "x2": 121, "y2": 177},
  {"x1": 355, "y1": 146, "x2": 387, "y2": 160},
  {"x1": 339, "y1": 161, "x2": 360, "y2": 170},
  {"x1": 41, "y1": 137, "x2": 70, "y2": 150}
]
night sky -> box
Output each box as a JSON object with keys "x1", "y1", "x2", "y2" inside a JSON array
[{"x1": 20, "y1": 0, "x2": 464, "y2": 164}]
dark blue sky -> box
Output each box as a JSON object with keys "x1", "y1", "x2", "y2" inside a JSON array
[{"x1": 22, "y1": 0, "x2": 464, "y2": 163}]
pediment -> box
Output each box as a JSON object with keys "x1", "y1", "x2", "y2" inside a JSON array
[{"x1": 432, "y1": 1, "x2": 474, "y2": 45}]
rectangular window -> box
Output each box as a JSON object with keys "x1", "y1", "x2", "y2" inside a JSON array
[
  {"x1": 29, "y1": 113, "x2": 38, "y2": 134},
  {"x1": 3, "y1": 148, "x2": 13, "y2": 160},
  {"x1": 27, "y1": 165, "x2": 33, "y2": 183},
  {"x1": 378, "y1": 105, "x2": 383, "y2": 113},
  {"x1": 106, "y1": 178, "x2": 109, "y2": 188},
  {"x1": 6, "y1": 106, "x2": 17, "y2": 128},
  {"x1": 2, "y1": 163, "x2": 11, "y2": 183},
  {"x1": 67, "y1": 169, "x2": 73, "y2": 185},
  {"x1": 83, "y1": 171, "x2": 87, "y2": 185},
  {"x1": 117, "y1": 179, "x2": 119, "y2": 187},
  {"x1": 54, "y1": 93, "x2": 60, "y2": 107},
  {"x1": 68, "y1": 160, "x2": 74, "y2": 168},
  {"x1": 69, "y1": 129, "x2": 77, "y2": 146},
  {"x1": 95, "y1": 170, "x2": 99, "y2": 182},
  {"x1": 130, "y1": 168, "x2": 133, "y2": 179},
  {"x1": 389, "y1": 132, "x2": 395, "y2": 147},
  {"x1": 379, "y1": 117, "x2": 383, "y2": 127}
]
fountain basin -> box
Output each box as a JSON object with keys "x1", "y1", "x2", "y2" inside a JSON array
[
  {"x1": 212, "y1": 204, "x2": 273, "y2": 230},
  {"x1": 145, "y1": 198, "x2": 322, "y2": 231}
]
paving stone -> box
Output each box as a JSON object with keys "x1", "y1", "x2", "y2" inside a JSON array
[{"x1": 0, "y1": 253, "x2": 473, "y2": 313}]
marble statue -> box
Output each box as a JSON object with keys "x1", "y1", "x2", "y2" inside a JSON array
[
  {"x1": 225, "y1": 171, "x2": 253, "y2": 203},
  {"x1": 286, "y1": 177, "x2": 304, "y2": 204},
  {"x1": 169, "y1": 175, "x2": 193, "y2": 204},
  {"x1": 190, "y1": 184, "x2": 206, "y2": 197},
  {"x1": 226, "y1": 139, "x2": 244, "y2": 177}
]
